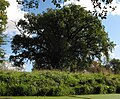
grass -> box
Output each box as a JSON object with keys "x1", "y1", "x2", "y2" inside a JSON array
[{"x1": 1, "y1": 94, "x2": 120, "y2": 99}]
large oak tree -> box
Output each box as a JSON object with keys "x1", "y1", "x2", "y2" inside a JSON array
[{"x1": 10, "y1": 5, "x2": 115, "y2": 71}]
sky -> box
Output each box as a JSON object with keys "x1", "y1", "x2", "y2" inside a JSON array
[{"x1": 2, "y1": 0, "x2": 120, "y2": 71}]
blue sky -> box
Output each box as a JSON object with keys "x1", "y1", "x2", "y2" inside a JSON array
[
  {"x1": 3, "y1": 0, "x2": 120, "y2": 71},
  {"x1": 103, "y1": 15, "x2": 120, "y2": 59}
]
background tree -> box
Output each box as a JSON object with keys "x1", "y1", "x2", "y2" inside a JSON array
[
  {"x1": 107, "y1": 58, "x2": 120, "y2": 74},
  {"x1": 10, "y1": 5, "x2": 115, "y2": 71},
  {"x1": 16, "y1": 0, "x2": 116, "y2": 19},
  {"x1": 0, "y1": 0, "x2": 9, "y2": 62}
]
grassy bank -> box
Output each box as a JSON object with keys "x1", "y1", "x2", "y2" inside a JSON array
[{"x1": 1, "y1": 94, "x2": 120, "y2": 99}]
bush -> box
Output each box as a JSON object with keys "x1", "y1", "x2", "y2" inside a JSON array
[
  {"x1": 7, "y1": 84, "x2": 28, "y2": 96},
  {"x1": 107, "y1": 86, "x2": 116, "y2": 93},
  {"x1": 0, "y1": 70, "x2": 120, "y2": 96},
  {"x1": 116, "y1": 85, "x2": 120, "y2": 93},
  {"x1": 0, "y1": 82, "x2": 7, "y2": 96},
  {"x1": 93, "y1": 84, "x2": 108, "y2": 94},
  {"x1": 26, "y1": 85, "x2": 38, "y2": 96},
  {"x1": 37, "y1": 86, "x2": 51, "y2": 96},
  {"x1": 50, "y1": 86, "x2": 74, "y2": 96},
  {"x1": 75, "y1": 85, "x2": 94, "y2": 95}
]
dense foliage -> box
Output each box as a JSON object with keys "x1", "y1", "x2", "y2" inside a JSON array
[
  {"x1": 0, "y1": 0, "x2": 9, "y2": 62},
  {"x1": 10, "y1": 5, "x2": 115, "y2": 71},
  {"x1": 0, "y1": 0, "x2": 9, "y2": 33},
  {"x1": 0, "y1": 70, "x2": 120, "y2": 96}
]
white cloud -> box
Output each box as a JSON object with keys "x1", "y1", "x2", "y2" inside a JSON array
[
  {"x1": 4, "y1": 0, "x2": 27, "y2": 36},
  {"x1": 4, "y1": 53, "x2": 10, "y2": 59},
  {"x1": 64, "y1": 0, "x2": 120, "y2": 16},
  {"x1": 110, "y1": 1, "x2": 120, "y2": 15},
  {"x1": 63, "y1": 0, "x2": 94, "y2": 11},
  {"x1": 110, "y1": 45, "x2": 120, "y2": 59},
  {"x1": 4, "y1": 0, "x2": 120, "y2": 36}
]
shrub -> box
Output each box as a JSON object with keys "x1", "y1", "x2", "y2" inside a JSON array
[
  {"x1": 49, "y1": 85, "x2": 74, "y2": 96},
  {"x1": 93, "y1": 84, "x2": 108, "y2": 94},
  {"x1": 75, "y1": 85, "x2": 94, "y2": 95},
  {"x1": 0, "y1": 82, "x2": 7, "y2": 96},
  {"x1": 116, "y1": 85, "x2": 120, "y2": 93},
  {"x1": 37, "y1": 86, "x2": 51, "y2": 96},
  {"x1": 7, "y1": 84, "x2": 28, "y2": 96},
  {"x1": 0, "y1": 70, "x2": 120, "y2": 96},
  {"x1": 26, "y1": 85, "x2": 38, "y2": 96},
  {"x1": 107, "y1": 86, "x2": 116, "y2": 93}
]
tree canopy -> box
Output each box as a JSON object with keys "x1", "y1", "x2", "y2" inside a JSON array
[
  {"x1": 10, "y1": 5, "x2": 115, "y2": 71},
  {"x1": 16, "y1": 0, "x2": 116, "y2": 19},
  {"x1": 0, "y1": 0, "x2": 9, "y2": 61}
]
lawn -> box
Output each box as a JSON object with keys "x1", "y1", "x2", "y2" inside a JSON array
[{"x1": 1, "y1": 94, "x2": 120, "y2": 99}]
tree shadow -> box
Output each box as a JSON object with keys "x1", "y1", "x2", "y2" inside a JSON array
[
  {"x1": 69, "y1": 95, "x2": 91, "y2": 99},
  {"x1": 0, "y1": 98, "x2": 12, "y2": 99}
]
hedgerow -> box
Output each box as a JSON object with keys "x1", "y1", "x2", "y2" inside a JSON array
[{"x1": 0, "y1": 70, "x2": 120, "y2": 96}]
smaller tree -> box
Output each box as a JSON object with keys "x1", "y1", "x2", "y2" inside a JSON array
[
  {"x1": 0, "y1": 0, "x2": 9, "y2": 33},
  {"x1": 108, "y1": 58, "x2": 120, "y2": 74},
  {"x1": 0, "y1": 0, "x2": 9, "y2": 62}
]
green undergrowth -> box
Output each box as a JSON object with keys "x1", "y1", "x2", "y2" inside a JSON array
[{"x1": 0, "y1": 70, "x2": 120, "y2": 96}]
